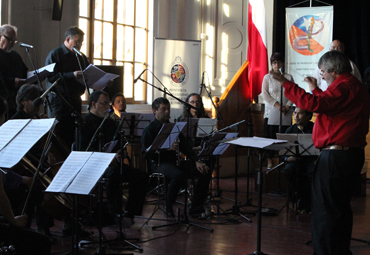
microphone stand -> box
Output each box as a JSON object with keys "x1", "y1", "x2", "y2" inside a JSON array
[
  {"x1": 199, "y1": 72, "x2": 225, "y2": 126},
  {"x1": 24, "y1": 47, "x2": 51, "y2": 114},
  {"x1": 139, "y1": 78, "x2": 213, "y2": 232},
  {"x1": 74, "y1": 53, "x2": 90, "y2": 96}
]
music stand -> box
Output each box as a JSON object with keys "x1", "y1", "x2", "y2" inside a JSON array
[
  {"x1": 45, "y1": 151, "x2": 116, "y2": 255},
  {"x1": 222, "y1": 137, "x2": 296, "y2": 255},
  {"x1": 121, "y1": 113, "x2": 155, "y2": 167}
]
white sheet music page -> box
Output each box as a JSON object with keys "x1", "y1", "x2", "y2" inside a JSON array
[
  {"x1": 196, "y1": 118, "x2": 217, "y2": 137},
  {"x1": 267, "y1": 107, "x2": 293, "y2": 126},
  {"x1": 162, "y1": 122, "x2": 186, "y2": 149},
  {"x1": 224, "y1": 136, "x2": 287, "y2": 149},
  {"x1": 0, "y1": 119, "x2": 30, "y2": 151},
  {"x1": 66, "y1": 152, "x2": 115, "y2": 195},
  {"x1": 0, "y1": 119, "x2": 56, "y2": 168},
  {"x1": 46, "y1": 151, "x2": 93, "y2": 193}
]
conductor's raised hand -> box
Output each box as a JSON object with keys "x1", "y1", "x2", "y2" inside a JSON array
[{"x1": 304, "y1": 76, "x2": 318, "y2": 91}]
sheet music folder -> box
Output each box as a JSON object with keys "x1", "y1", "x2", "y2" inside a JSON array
[
  {"x1": 276, "y1": 133, "x2": 320, "y2": 156},
  {"x1": 0, "y1": 118, "x2": 57, "y2": 168},
  {"x1": 145, "y1": 122, "x2": 186, "y2": 153},
  {"x1": 45, "y1": 151, "x2": 116, "y2": 195}
]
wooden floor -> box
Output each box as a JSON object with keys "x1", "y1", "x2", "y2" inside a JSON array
[{"x1": 44, "y1": 176, "x2": 370, "y2": 255}]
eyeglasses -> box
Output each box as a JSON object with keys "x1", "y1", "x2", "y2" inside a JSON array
[
  {"x1": 1, "y1": 34, "x2": 17, "y2": 44},
  {"x1": 74, "y1": 39, "x2": 84, "y2": 46},
  {"x1": 97, "y1": 101, "x2": 111, "y2": 106},
  {"x1": 272, "y1": 61, "x2": 282, "y2": 65}
]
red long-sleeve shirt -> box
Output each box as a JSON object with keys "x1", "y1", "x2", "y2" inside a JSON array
[{"x1": 282, "y1": 73, "x2": 370, "y2": 149}]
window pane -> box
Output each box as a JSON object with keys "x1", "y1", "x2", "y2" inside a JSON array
[
  {"x1": 79, "y1": 0, "x2": 90, "y2": 17},
  {"x1": 124, "y1": 63, "x2": 133, "y2": 98},
  {"x1": 116, "y1": 25, "x2": 124, "y2": 61},
  {"x1": 123, "y1": 27, "x2": 134, "y2": 62},
  {"x1": 136, "y1": 0, "x2": 147, "y2": 28},
  {"x1": 135, "y1": 28, "x2": 146, "y2": 63},
  {"x1": 95, "y1": 0, "x2": 102, "y2": 20},
  {"x1": 94, "y1": 21, "x2": 102, "y2": 58},
  {"x1": 79, "y1": 18, "x2": 89, "y2": 55},
  {"x1": 102, "y1": 60, "x2": 112, "y2": 65},
  {"x1": 102, "y1": 22, "x2": 113, "y2": 59},
  {"x1": 118, "y1": 0, "x2": 134, "y2": 25},
  {"x1": 103, "y1": 0, "x2": 114, "y2": 22},
  {"x1": 93, "y1": 59, "x2": 102, "y2": 65},
  {"x1": 134, "y1": 63, "x2": 145, "y2": 101}
]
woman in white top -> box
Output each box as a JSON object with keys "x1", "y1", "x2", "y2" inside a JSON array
[{"x1": 261, "y1": 52, "x2": 294, "y2": 168}]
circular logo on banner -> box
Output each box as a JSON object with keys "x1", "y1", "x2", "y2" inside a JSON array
[
  {"x1": 169, "y1": 57, "x2": 189, "y2": 87},
  {"x1": 289, "y1": 15, "x2": 326, "y2": 56}
]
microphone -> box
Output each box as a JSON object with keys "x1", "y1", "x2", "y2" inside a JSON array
[
  {"x1": 134, "y1": 69, "x2": 147, "y2": 83},
  {"x1": 200, "y1": 71, "x2": 205, "y2": 87},
  {"x1": 19, "y1": 42, "x2": 34, "y2": 49},
  {"x1": 72, "y1": 46, "x2": 83, "y2": 56},
  {"x1": 32, "y1": 78, "x2": 60, "y2": 107},
  {"x1": 279, "y1": 68, "x2": 283, "y2": 75}
]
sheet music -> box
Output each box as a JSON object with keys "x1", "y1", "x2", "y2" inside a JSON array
[
  {"x1": 223, "y1": 136, "x2": 289, "y2": 150},
  {"x1": 66, "y1": 152, "x2": 115, "y2": 195},
  {"x1": 76, "y1": 64, "x2": 119, "y2": 90},
  {"x1": 146, "y1": 122, "x2": 186, "y2": 152},
  {"x1": 197, "y1": 132, "x2": 227, "y2": 156},
  {"x1": 276, "y1": 133, "x2": 319, "y2": 156},
  {"x1": 26, "y1": 63, "x2": 55, "y2": 84},
  {"x1": 267, "y1": 107, "x2": 293, "y2": 126},
  {"x1": 46, "y1": 151, "x2": 115, "y2": 195},
  {"x1": 0, "y1": 119, "x2": 56, "y2": 168},
  {"x1": 0, "y1": 119, "x2": 30, "y2": 151},
  {"x1": 46, "y1": 151, "x2": 92, "y2": 193},
  {"x1": 212, "y1": 133, "x2": 238, "y2": 155},
  {"x1": 162, "y1": 122, "x2": 186, "y2": 149},
  {"x1": 196, "y1": 118, "x2": 217, "y2": 137}
]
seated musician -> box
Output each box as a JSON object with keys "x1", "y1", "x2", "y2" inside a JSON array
[
  {"x1": 282, "y1": 107, "x2": 316, "y2": 212},
  {"x1": 0, "y1": 95, "x2": 52, "y2": 255},
  {"x1": 141, "y1": 97, "x2": 209, "y2": 217},
  {"x1": 110, "y1": 92, "x2": 126, "y2": 125},
  {"x1": 177, "y1": 93, "x2": 214, "y2": 216},
  {"x1": 81, "y1": 91, "x2": 148, "y2": 226},
  {"x1": 8, "y1": 84, "x2": 56, "y2": 242}
]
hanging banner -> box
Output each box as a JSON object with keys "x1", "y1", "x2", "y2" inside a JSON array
[
  {"x1": 153, "y1": 38, "x2": 201, "y2": 121},
  {"x1": 285, "y1": 6, "x2": 333, "y2": 91}
]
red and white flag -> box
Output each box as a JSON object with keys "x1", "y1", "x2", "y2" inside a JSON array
[{"x1": 247, "y1": 0, "x2": 269, "y2": 100}]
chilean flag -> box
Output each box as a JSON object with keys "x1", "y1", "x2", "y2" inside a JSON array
[{"x1": 247, "y1": 0, "x2": 269, "y2": 100}]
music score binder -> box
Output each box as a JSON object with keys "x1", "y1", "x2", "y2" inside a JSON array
[
  {"x1": 45, "y1": 151, "x2": 116, "y2": 195},
  {"x1": 0, "y1": 118, "x2": 57, "y2": 168}
]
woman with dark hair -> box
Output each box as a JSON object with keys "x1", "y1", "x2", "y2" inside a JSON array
[
  {"x1": 177, "y1": 93, "x2": 208, "y2": 120},
  {"x1": 261, "y1": 52, "x2": 294, "y2": 169}
]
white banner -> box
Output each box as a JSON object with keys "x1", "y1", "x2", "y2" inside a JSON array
[
  {"x1": 285, "y1": 6, "x2": 333, "y2": 91},
  {"x1": 153, "y1": 38, "x2": 201, "y2": 121}
]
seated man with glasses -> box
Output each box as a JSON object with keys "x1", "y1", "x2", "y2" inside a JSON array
[
  {"x1": 0, "y1": 24, "x2": 28, "y2": 119},
  {"x1": 81, "y1": 91, "x2": 149, "y2": 227},
  {"x1": 45, "y1": 26, "x2": 90, "y2": 148}
]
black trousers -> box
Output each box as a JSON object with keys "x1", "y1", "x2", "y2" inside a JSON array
[
  {"x1": 105, "y1": 164, "x2": 149, "y2": 217},
  {"x1": 0, "y1": 223, "x2": 51, "y2": 255},
  {"x1": 311, "y1": 148, "x2": 364, "y2": 255}
]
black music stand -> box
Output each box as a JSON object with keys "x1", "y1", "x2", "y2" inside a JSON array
[
  {"x1": 45, "y1": 151, "x2": 116, "y2": 255},
  {"x1": 222, "y1": 137, "x2": 295, "y2": 255}
]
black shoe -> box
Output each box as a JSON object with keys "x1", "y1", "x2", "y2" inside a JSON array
[{"x1": 189, "y1": 205, "x2": 205, "y2": 217}]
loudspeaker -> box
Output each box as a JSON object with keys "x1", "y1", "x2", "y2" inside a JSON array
[{"x1": 52, "y1": 0, "x2": 64, "y2": 21}]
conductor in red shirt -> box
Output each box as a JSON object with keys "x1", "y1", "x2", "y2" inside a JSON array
[{"x1": 271, "y1": 50, "x2": 370, "y2": 255}]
